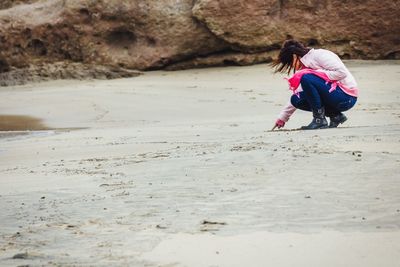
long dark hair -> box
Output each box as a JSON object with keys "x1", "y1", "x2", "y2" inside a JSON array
[{"x1": 271, "y1": 40, "x2": 310, "y2": 74}]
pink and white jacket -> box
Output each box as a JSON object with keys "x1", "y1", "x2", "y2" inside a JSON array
[{"x1": 277, "y1": 49, "x2": 359, "y2": 122}]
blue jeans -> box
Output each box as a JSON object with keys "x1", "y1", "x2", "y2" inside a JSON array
[{"x1": 291, "y1": 74, "x2": 357, "y2": 117}]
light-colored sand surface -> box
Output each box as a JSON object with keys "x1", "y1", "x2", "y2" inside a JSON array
[{"x1": 0, "y1": 62, "x2": 399, "y2": 266}]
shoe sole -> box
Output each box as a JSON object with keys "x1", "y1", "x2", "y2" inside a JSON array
[{"x1": 301, "y1": 125, "x2": 329, "y2": 130}]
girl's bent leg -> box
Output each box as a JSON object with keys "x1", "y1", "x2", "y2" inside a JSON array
[
  {"x1": 292, "y1": 92, "x2": 341, "y2": 117},
  {"x1": 336, "y1": 96, "x2": 357, "y2": 112},
  {"x1": 298, "y1": 74, "x2": 329, "y2": 129},
  {"x1": 290, "y1": 93, "x2": 311, "y2": 111},
  {"x1": 300, "y1": 74, "x2": 357, "y2": 113},
  {"x1": 299, "y1": 74, "x2": 327, "y2": 110}
]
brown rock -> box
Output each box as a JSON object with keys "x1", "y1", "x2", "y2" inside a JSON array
[
  {"x1": 0, "y1": 0, "x2": 36, "y2": 10},
  {"x1": 192, "y1": 0, "x2": 400, "y2": 59},
  {"x1": 0, "y1": 0, "x2": 228, "y2": 72},
  {"x1": 193, "y1": 0, "x2": 285, "y2": 50}
]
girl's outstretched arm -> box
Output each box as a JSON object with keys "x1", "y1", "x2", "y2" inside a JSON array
[{"x1": 274, "y1": 101, "x2": 296, "y2": 129}]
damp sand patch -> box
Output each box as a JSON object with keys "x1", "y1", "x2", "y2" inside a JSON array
[
  {"x1": 0, "y1": 114, "x2": 85, "y2": 138},
  {"x1": 0, "y1": 115, "x2": 49, "y2": 131}
]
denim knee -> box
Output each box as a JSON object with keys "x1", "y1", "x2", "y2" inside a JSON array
[
  {"x1": 290, "y1": 93, "x2": 312, "y2": 112},
  {"x1": 300, "y1": 74, "x2": 316, "y2": 87},
  {"x1": 290, "y1": 94, "x2": 300, "y2": 108}
]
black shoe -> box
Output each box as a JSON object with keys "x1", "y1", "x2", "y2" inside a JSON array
[
  {"x1": 329, "y1": 113, "x2": 347, "y2": 128},
  {"x1": 301, "y1": 107, "x2": 328, "y2": 130}
]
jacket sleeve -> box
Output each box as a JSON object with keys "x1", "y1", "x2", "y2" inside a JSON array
[{"x1": 278, "y1": 101, "x2": 297, "y2": 122}]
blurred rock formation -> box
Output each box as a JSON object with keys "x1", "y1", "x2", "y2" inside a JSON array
[{"x1": 0, "y1": 0, "x2": 399, "y2": 83}]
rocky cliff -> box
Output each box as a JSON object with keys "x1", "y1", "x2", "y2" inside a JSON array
[{"x1": 0, "y1": 0, "x2": 399, "y2": 84}]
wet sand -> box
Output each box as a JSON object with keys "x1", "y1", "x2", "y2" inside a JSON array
[
  {"x1": 0, "y1": 61, "x2": 399, "y2": 266},
  {"x1": 0, "y1": 115, "x2": 49, "y2": 131}
]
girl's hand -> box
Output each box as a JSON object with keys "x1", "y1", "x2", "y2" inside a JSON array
[{"x1": 275, "y1": 119, "x2": 285, "y2": 129}]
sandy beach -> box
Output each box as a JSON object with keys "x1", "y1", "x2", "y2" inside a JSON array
[{"x1": 1, "y1": 61, "x2": 400, "y2": 266}]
